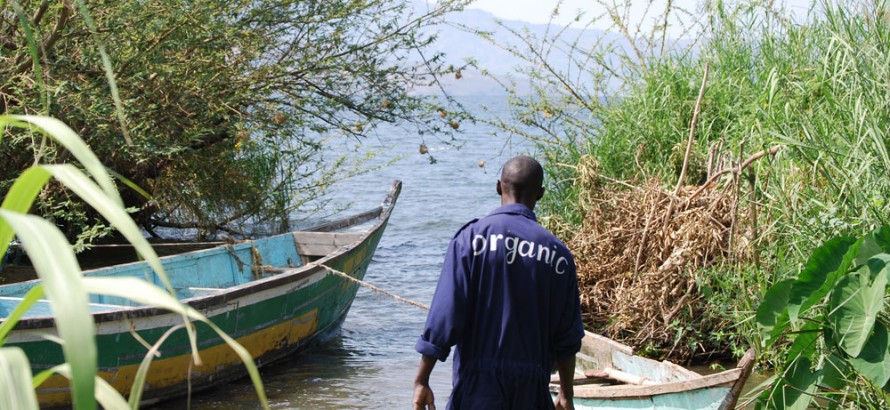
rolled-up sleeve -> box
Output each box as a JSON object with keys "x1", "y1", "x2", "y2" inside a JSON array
[{"x1": 416, "y1": 234, "x2": 471, "y2": 362}]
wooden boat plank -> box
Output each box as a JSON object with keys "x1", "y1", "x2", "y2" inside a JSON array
[
  {"x1": 659, "y1": 359, "x2": 702, "y2": 380},
  {"x1": 249, "y1": 234, "x2": 304, "y2": 268},
  {"x1": 583, "y1": 332, "x2": 634, "y2": 355},
  {"x1": 306, "y1": 207, "x2": 383, "y2": 233},
  {"x1": 588, "y1": 367, "x2": 658, "y2": 386},
  {"x1": 573, "y1": 368, "x2": 742, "y2": 399},
  {"x1": 612, "y1": 350, "x2": 700, "y2": 383},
  {"x1": 292, "y1": 232, "x2": 365, "y2": 257},
  {"x1": 651, "y1": 386, "x2": 732, "y2": 410},
  {"x1": 576, "y1": 332, "x2": 632, "y2": 372},
  {"x1": 718, "y1": 348, "x2": 756, "y2": 410},
  {"x1": 571, "y1": 387, "x2": 732, "y2": 410}
]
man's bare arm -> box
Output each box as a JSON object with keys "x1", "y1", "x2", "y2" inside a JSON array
[
  {"x1": 413, "y1": 355, "x2": 438, "y2": 410},
  {"x1": 554, "y1": 355, "x2": 575, "y2": 410}
]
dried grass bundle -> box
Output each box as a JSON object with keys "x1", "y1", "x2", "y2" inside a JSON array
[{"x1": 565, "y1": 154, "x2": 749, "y2": 360}]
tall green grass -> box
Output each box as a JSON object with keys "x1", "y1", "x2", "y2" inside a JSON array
[
  {"x1": 0, "y1": 116, "x2": 269, "y2": 409},
  {"x1": 484, "y1": 0, "x2": 890, "y2": 362}
]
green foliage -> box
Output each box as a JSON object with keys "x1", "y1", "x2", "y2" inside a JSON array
[
  {"x1": 0, "y1": 347, "x2": 39, "y2": 409},
  {"x1": 754, "y1": 226, "x2": 890, "y2": 408},
  {"x1": 0, "y1": 115, "x2": 268, "y2": 408},
  {"x1": 478, "y1": 0, "x2": 890, "y2": 363},
  {"x1": 0, "y1": 0, "x2": 470, "y2": 239}
]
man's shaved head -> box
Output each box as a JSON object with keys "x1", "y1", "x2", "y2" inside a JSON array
[{"x1": 497, "y1": 156, "x2": 544, "y2": 209}]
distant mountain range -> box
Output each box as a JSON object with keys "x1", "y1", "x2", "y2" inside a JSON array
[{"x1": 410, "y1": 1, "x2": 627, "y2": 95}]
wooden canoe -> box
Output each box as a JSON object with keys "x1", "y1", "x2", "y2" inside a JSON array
[
  {"x1": 0, "y1": 180, "x2": 402, "y2": 407},
  {"x1": 551, "y1": 331, "x2": 755, "y2": 410}
]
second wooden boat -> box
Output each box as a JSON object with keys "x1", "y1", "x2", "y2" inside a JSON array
[{"x1": 551, "y1": 331, "x2": 755, "y2": 410}]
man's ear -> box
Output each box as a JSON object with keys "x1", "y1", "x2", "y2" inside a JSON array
[
  {"x1": 537, "y1": 186, "x2": 545, "y2": 200},
  {"x1": 496, "y1": 180, "x2": 503, "y2": 196}
]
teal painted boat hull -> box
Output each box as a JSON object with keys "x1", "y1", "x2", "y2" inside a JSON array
[
  {"x1": 551, "y1": 331, "x2": 755, "y2": 410},
  {"x1": 0, "y1": 181, "x2": 402, "y2": 407}
]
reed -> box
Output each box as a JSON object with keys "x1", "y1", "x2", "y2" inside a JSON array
[
  {"x1": 485, "y1": 0, "x2": 890, "y2": 363},
  {"x1": 0, "y1": 117, "x2": 269, "y2": 409}
]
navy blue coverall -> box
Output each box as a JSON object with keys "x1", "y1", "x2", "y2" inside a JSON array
[{"x1": 416, "y1": 203, "x2": 584, "y2": 409}]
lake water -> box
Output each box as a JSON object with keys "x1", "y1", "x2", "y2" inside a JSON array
[
  {"x1": 157, "y1": 97, "x2": 534, "y2": 409},
  {"x1": 146, "y1": 94, "x2": 768, "y2": 409}
]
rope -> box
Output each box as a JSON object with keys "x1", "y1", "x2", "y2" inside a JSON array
[
  {"x1": 82, "y1": 241, "x2": 228, "y2": 248},
  {"x1": 225, "y1": 245, "x2": 246, "y2": 272},
  {"x1": 316, "y1": 264, "x2": 430, "y2": 311}
]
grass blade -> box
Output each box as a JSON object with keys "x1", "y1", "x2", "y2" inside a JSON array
[
  {"x1": 71, "y1": 0, "x2": 131, "y2": 145},
  {"x1": 8, "y1": 116, "x2": 121, "y2": 205},
  {"x1": 0, "y1": 210, "x2": 96, "y2": 410},
  {"x1": 0, "y1": 167, "x2": 52, "y2": 273},
  {"x1": 10, "y1": 0, "x2": 48, "y2": 113},
  {"x1": 0, "y1": 347, "x2": 39, "y2": 410},
  {"x1": 80, "y1": 277, "x2": 270, "y2": 409},
  {"x1": 50, "y1": 364, "x2": 129, "y2": 410},
  {"x1": 42, "y1": 164, "x2": 170, "y2": 291},
  {"x1": 0, "y1": 285, "x2": 45, "y2": 345}
]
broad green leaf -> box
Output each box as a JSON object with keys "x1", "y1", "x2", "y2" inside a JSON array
[
  {"x1": 756, "y1": 278, "x2": 793, "y2": 347},
  {"x1": 0, "y1": 167, "x2": 52, "y2": 266},
  {"x1": 0, "y1": 347, "x2": 39, "y2": 410},
  {"x1": 849, "y1": 322, "x2": 890, "y2": 387},
  {"x1": 868, "y1": 225, "x2": 890, "y2": 252},
  {"x1": 820, "y1": 352, "x2": 850, "y2": 393},
  {"x1": 769, "y1": 356, "x2": 821, "y2": 410},
  {"x1": 9, "y1": 116, "x2": 121, "y2": 205},
  {"x1": 0, "y1": 286, "x2": 45, "y2": 345},
  {"x1": 0, "y1": 210, "x2": 97, "y2": 410},
  {"x1": 855, "y1": 232, "x2": 887, "y2": 266},
  {"x1": 787, "y1": 236, "x2": 856, "y2": 324},
  {"x1": 34, "y1": 163, "x2": 199, "y2": 358},
  {"x1": 81, "y1": 278, "x2": 192, "y2": 317},
  {"x1": 827, "y1": 255, "x2": 889, "y2": 357},
  {"x1": 42, "y1": 163, "x2": 210, "y2": 388},
  {"x1": 785, "y1": 321, "x2": 821, "y2": 367}
]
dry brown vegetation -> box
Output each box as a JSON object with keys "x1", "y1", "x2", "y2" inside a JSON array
[{"x1": 556, "y1": 145, "x2": 781, "y2": 361}]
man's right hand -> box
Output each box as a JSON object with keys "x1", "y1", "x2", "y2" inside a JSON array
[
  {"x1": 413, "y1": 383, "x2": 436, "y2": 410},
  {"x1": 554, "y1": 388, "x2": 574, "y2": 410}
]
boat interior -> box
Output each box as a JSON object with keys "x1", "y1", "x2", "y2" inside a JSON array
[{"x1": 0, "y1": 230, "x2": 365, "y2": 318}]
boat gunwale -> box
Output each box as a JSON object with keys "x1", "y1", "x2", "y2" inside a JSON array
[
  {"x1": 566, "y1": 330, "x2": 757, "y2": 405},
  {"x1": 572, "y1": 367, "x2": 742, "y2": 400},
  {"x1": 2, "y1": 180, "x2": 403, "y2": 330}
]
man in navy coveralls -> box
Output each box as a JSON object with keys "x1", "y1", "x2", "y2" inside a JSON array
[{"x1": 413, "y1": 156, "x2": 584, "y2": 410}]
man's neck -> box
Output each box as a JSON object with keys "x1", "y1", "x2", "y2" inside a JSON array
[{"x1": 501, "y1": 198, "x2": 536, "y2": 211}]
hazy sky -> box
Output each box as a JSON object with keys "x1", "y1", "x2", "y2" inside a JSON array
[{"x1": 467, "y1": 0, "x2": 815, "y2": 35}]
